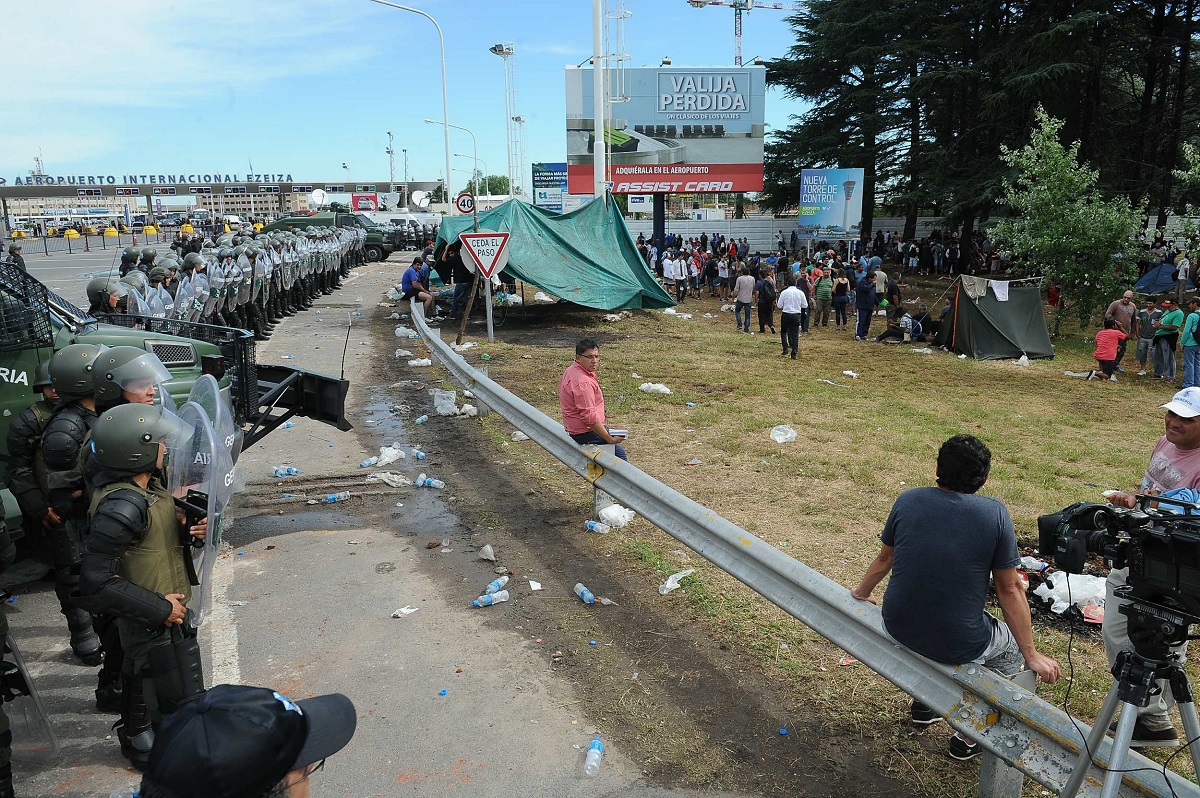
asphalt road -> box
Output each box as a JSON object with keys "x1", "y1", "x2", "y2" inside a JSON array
[{"x1": 8, "y1": 254, "x2": 754, "y2": 797}]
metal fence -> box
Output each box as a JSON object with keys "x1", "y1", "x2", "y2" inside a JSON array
[
  {"x1": 7, "y1": 229, "x2": 182, "y2": 256},
  {"x1": 408, "y1": 301, "x2": 1197, "y2": 798}
]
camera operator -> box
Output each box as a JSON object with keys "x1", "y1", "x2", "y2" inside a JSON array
[
  {"x1": 1103, "y1": 386, "x2": 1200, "y2": 746},
  {"x1": 852, "y1": 435, "x2": 1061, "y2": 761}
]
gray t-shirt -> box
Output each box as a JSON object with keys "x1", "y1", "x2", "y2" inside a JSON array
[{"x1": 880, "y1": 487, "x2": 1019, "y2": 664}]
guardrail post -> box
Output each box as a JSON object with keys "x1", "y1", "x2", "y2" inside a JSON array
[
  {"x1": 42, "y1": 237, "x2": 48, "y2": 256},
  {"x1": 978, "y1": 669, "x2": 1036, "y2": 798},
  {"x1": 591, "y1": 444, "x2": 618, "y2": 516},
  {"x1": 475, "y1": 367, "x2": 491, "y2": 418}
]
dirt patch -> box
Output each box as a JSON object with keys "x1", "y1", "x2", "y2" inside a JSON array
[{"x1": 361, "y1": 309, "x2": 919, "y2": 797}]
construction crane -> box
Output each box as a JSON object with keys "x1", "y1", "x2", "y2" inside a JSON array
[{"x1": 685, "y1": 0, "x2": 802, "y2": 66}]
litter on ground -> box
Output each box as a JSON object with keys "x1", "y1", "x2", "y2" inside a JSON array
[{"x1": 638, "y1": 382, "x2": 672, "y2": 395}]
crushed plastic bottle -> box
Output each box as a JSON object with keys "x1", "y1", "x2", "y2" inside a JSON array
[
  {"x1": 358, "y1": 456, "x2": 379, "y2": 468},
  {"x1": 272, "y1": 466, "x2": 300, "y2": 477},
  {"x1": 574, "y1": 582, "x2": 596, "y2": 605},
  {"x1": 471, "y1": 589, "x2": 510, "y2": 608},
  {"x1": 282, "y1": 421, "x2": 293, "y2": 429},
  {"x1": 1020, "y1": 555, "x2": 1050, "y2": 573},
  {"x1": 414, "y1": 415, "x2": 429, "y2": 425},
  {"x1": 321, "y1": 491, "x2": 351, "y2": 504},
  {"x1": 484, "y1": 575, "x2": 509, "y2": 595},
  {"x1": 412, "y1": 448, "x2": 428, "y2": 460},
  {"x1": 585, "y1": 521, "x2": 611, "y2": 534},
  {"x1": 415, "y1": 473, "x2": 445, "y2": 489},
  {"x1": 584, "y1": 736, "x2": 604, "y2": 777}
]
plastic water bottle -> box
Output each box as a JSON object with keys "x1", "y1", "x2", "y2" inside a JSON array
[
  {"x1": 416, "y1": 473, "x2": 445, "y2": 489},
  {"x1": 412, "y1": 448, "x2": 428, "y2": 460},
  {"x1": 484, "y1": 575, "x2": 509, "y2": 595},
  {"x1": 273, "y1": 466, "x2": 300, "y2": 478},
  {"x1": 471, "y1": 589, "x2": 510, "y2": 608},
  {"x1": 415, "y1": 415, "x2": 429, "y2": 425},
  {"x1": 574, "y1": 583, "x2": 595, "y2": 605},
  {"x1": 584, "y1": 736, "x2": 604, "y2": 777},
  {"x1": 585, "y1": 521, "x2": 611, "y2": 534},
  {"x1": 283, "y1": 421, "x2": 293, "y2": 429},
  {"x1": 322, "y1": 491, "x2": 351, "y2": 504},
  {"x1": 359, "y1": 456, "x2": 379, "y2": 468}
]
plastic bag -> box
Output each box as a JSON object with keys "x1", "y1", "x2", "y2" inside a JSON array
[
  {"x1": 394, "y1": 325, "x2": 419, "y2": 338},
  {"x1": 638, "y1": 382, "x2": 672, "y2": 395},
  {"x1": 1032, "y1": 571, "x2": 1106, "y2": 614},
  {"x1": 407, "y1": 358, "x2": 432, "y2": 367},
  {"x1": 433, "y1": 389, "x2": 459, "y2": 416},
  {"x1": 770, "y1": 424, "x2": 797, "y2": 444},
  {"x1": 511, "y1": 431, "x2": 530, "y2": 442},
  {"x1": 659, "y1": 569, "x2": 696, "y2": 595},
  {"x1": 394, "y1": 349, "x2": 413, "y2": 358},
  {"x1": 366, "y1": 471, "x2": 413, "y2": 488},
  {"x1": 598, "y1": 504, "x2": 636, "y2": 528},
  {"x1": 460, "y1": 404, "x2": 478, "y2": 417},
  {"x1": 534, "y1": 291, "x2": 555, "y2": 303},
  {"x1": 377, "y1": 445, "x2": 404, "y2": 466}
]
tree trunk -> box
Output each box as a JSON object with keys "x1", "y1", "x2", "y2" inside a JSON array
[
  {"x1": 904, "y1": 59, "x2": 921, "y2": 241},
  {"x1": 1154, "y1": 0, "x2": 1195, "y2": 228}
]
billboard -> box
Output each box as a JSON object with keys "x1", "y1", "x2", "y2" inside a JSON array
[
  {"x1": 565, "y1": 65, "x2": 765, "y2": 195},
  {"x1": 797, "y1": 168, "x2": 866, "y2": 240},
  {"x1": 351, "y1": 192, "x2": 379, "y2": 211},
  {"x1": 531, "y1": 162, "x2": 567, "y2": 212}
]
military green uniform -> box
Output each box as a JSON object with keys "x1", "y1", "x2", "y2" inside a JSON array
[{"x1": 0, "y1": 495, "x2": 15, "y2": 798}]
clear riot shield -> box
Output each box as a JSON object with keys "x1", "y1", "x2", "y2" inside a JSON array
[
  {"x1": 167, "y1": 402, "x2": 233, "y2": 626},
  {"x1": 127, "y1": 288, "x2": 152, "y2": 316},
  {"x1": 172, "y1": 278, "x2": 193, "y2": 321},
  {"x1": 226, "y1": 262, "x2": 243, "y2": 311},
  {"x1": 146, "y1": 290, "x2": 167, "y2": 318},
  {"x1": 187, "y1": 374, "x2": 243, "y2": 468},
  {"x1": 250, "y1": 257, "x2": 264, "y2": 303},
  {"x1": 157, "y1": 284, "x2": 175, "y2": 317},
  {"x1": 2, "y1": 632, "x2": 59, "y2": 762},
  {"x1": 188, "y1": 273, "x2": 210, "y2": 322},
  {"x1": 205, "y1": 265, "x2": 225, "y2": 318}
]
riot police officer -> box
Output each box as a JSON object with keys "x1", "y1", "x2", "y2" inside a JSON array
[
  {"x1": 86, "y1": 277, "x2": 130, "y2": 319},
  {"x1": 40, "y1": 344, "x2": 106, "y2": 666},
  {"x1": 3, "y1": 362, "x2": 57, "y2": 548},
  {"x1": 78, "y1": 404, "x2": 206, "y2": 769},
  {"x1": 118, "y1": 247, "x2": 140, "y2": 277},
  {"x1": 0, "y1": 494, "x2": 17, "y2": 798}
]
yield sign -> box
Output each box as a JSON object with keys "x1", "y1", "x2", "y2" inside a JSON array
[{"x1": 459, "y1": 230, "x2": 511, "y2": 279}]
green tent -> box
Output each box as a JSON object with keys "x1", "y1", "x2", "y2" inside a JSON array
[
  {"x1": 435, "y1": 198, "x2": 675, "y2": 311},
  {"x1": 934, "y1": 278, "x2": 1054, "y2": 360}
]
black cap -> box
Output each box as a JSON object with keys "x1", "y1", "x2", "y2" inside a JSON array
[{"x1": 140, "y1": 684, "x2": 356, "y2": 798}]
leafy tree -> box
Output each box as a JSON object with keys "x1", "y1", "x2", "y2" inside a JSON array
[
  {"x1": 458, "y1": 172, "x2": 510, "y2": 197},
  {"x1": 991, "y1": 107, "x2": 1144, "y2": 330}
]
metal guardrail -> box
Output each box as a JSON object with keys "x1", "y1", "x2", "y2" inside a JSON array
[{"x1": 409, "y1": 303, "x2": 1198, "y2": 798}]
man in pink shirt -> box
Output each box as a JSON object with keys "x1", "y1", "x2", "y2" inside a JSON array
[{"x1": 559, "y1": 339, "x2": 627, "y2": 460}]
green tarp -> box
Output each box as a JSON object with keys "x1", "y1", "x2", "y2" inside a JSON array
[
  {"x1": 435, "y1": 198, "x2": 675, "y2": 311},
  {"x1": 934, "y1": 279, "x2": 1054, "y2": 360}
]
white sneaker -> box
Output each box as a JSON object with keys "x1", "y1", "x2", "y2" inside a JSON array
[
  {"x1": 1109, "y1": 375, "x2": 1118, "y2": 382},
  {"x1": 1138, "y1": 370, "x2": 1148, "y2": 376}
]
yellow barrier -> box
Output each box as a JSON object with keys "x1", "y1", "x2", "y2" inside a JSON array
[
  {"x1": 103, "y1": 227, "x2": 119, "y2": 237},
  {"x1": 143, "y1": 225, "x2": 158, "y2": 235}
]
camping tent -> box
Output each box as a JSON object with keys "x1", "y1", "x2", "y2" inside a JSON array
[
  {"x1": 1134, "y1": 262, "x2": 1186, "y2": 295},
  {"x1": 434, "y1": 198, "x2": 674, "y2": 311},
  {"x1": 934, "y1": 277, "x2": 1054, "y2": 359}
]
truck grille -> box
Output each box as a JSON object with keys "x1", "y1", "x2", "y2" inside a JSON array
[{"x1": 146, "y1": 340, "x2": 195, "y2": 367}]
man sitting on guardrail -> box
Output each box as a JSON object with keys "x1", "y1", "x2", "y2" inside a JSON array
[
  {"x1": 851, "y1": 434, "x2": 1061, "y2": 761},
  {"x1": 559, "y1": 339, "x2": 627, "y2": 461}
]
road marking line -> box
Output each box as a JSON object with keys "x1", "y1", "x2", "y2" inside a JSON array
[{"x1": 206, "y1": 553, "x2": 241, "y2": 685}]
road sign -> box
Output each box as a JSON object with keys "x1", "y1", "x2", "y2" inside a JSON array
[
  {"x1": 455, "y1": 193, "x2": 475, "y2": 214},
  {"x1": 459, "y1": 230, "x2": 511, "y2": 279}
]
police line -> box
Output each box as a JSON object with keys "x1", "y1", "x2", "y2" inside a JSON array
[{"x1": 408, "y1": 301, "x2": 1197, "y2": 798}]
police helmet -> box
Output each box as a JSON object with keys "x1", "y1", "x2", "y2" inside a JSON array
[
  {"x1": 49, "y1": 343, "x2": 107, "y2": 400},
  {"x1": 119, "y1": 270, "x2": 149, "y2": 295},
  {"x1": 86, "y1": 276, "x2": 130, "y2": 307},
  {"x1": 92, "y1": 346, "x2": 172, "y2": 406},
  {"x1": 32, "y1": 361, "x2": 52, "y2": 392},
  {"x1": 91, "y1": 403, "x2": 188, "y2": 475},
  {"x1": 140, "y1": 248, "x2": 157, "y2": 265},
  {"x1": 182, "y1": 252, "x2": 204, "y2": 272},
  {"x1": 149, "y1": 265, "x2": 170, "y2": 282}
]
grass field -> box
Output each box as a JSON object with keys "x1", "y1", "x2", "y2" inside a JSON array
[{"x1": 450, "y1": 277, "x2": 1196, "y2": 795}]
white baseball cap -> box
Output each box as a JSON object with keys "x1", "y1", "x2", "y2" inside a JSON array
[{"x1": 1162, "y1": 387, "x2": 1200, "y2": 418}]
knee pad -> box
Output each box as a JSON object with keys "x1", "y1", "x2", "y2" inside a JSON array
[{"x1": 146, "y1": 628, "x2": 204, "y2": 715}]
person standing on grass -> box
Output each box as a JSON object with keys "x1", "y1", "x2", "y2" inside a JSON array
[
  {"x1": 1105, "y1": 290, "x2": 1138, "y2": 372},
  {"x1": 733, "y1": 266, "x2": 756, "y2": 333},
  {"x1": 832, "y1": 268, "x2": 852, "y2": 330},
  {"x1": 854, "y1": 273, "x2": 877, "y2": 341},
  {"x1": 812, "y1": 268, "x2": 833, "y2": 328},
  {"x1": 755, "y1": 269, "x2": 777, "y2": 334},
  {"x1": 559, "y1": 339, "x2": 627, "y2": 461},
  {"x1": 851, "y1": 434, "x2": 1061, "y2": 761},
  {"x1": 1181, "y1": 298, "x2": 1200, "y2": 389},
  {"x1": 776, "y1": 275, "x2": 806, "y2": 358},
  {"x1": 1136, "y1": 299, "x2": 1162, "y2": 376},
  {"x1": 1154, "y1": 298, "x2": 1184, "y2": 384}
]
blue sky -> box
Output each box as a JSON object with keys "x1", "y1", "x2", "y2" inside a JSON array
[{"x1": 3, "y1": 0, "x2": 808, "y2": 193}]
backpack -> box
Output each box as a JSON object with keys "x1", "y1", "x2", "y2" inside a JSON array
[{"x1": 759, "y1": 280, "x2": 776, "y2": 303}]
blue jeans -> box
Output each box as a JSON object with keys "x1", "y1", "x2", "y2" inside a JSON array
[
  {"x1": 855, "y1": 306, "x2": 873, "y2": 338},
  {"x1": 834, "y1": 297, "x2": 849, "y2": 327},
  {"x1": 735, "y1": 301, "x2": 751, "y2": 331},
  {"x1": 450, "y1": 281, "x2": 471, "y2": 318},
  {"x1": 1185, "y1": 345, "x2": 1200, "y2": 388},
  {"x1": 570, "y1": 429, "x2": 628, "y2": 461}
]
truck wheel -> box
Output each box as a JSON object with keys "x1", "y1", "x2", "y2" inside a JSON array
[{"x1": 365, "y1": 245, "x2": 384, "y2": 262}]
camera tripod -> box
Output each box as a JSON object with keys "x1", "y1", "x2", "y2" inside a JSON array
[{"x1": 1059, "y1": 595, "x2": 1200, "y2": 798}]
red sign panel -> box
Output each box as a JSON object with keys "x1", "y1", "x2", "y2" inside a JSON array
[
  {"x1": 351, "y1": 192, "x2": 379, "y2": 211},
  {"x1": 566, "y1": 162, "x2": 764, "y2": 195}
]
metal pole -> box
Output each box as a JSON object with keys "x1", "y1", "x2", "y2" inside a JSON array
[
  {"x1": 367, "y1": 0, "x2": 454, "y2": 216},
  {"x1": 592, "y1": 0, "x2": 606, "y2": 202}
]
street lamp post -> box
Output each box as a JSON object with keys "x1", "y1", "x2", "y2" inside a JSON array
[
  {"x1": 488, "y1": 42, "x2": 518, "y2": 201},
  {"x1": 425, "y1": 118, "x2": 477, "y2": 220},
  {"x1": 366, "y1": 0, "x2": 453, "y2": 215},
  {"x1": 455, "y1": 153, "x2": 490, "y2": 207}
]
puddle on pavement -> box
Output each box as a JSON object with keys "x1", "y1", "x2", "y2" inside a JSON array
[{"x1": 227, "y1": 510, "x2": 365, "y2": 546}]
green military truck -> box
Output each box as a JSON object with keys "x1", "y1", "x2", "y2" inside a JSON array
[
  {"x1": 0, "y1": 263, "x2": 352, "y2": 529},
  {"x1": 263, "y1": 203, "x2": 403, "y2": 263}
]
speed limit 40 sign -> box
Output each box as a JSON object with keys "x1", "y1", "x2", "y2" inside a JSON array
[{"x1": 455, "y1": 193, "x2": 475, "y2": 214}]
